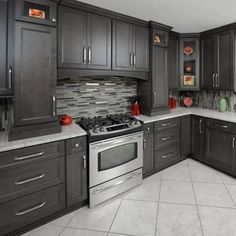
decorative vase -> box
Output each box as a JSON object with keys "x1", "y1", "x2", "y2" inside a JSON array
[{"x1": 218, "y1": 97, "x2": 227, "y2": 112}]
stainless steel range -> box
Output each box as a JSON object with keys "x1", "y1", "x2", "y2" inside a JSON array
[{"x1": 77, "y1": 114, "x2": 143, "y2": 207}]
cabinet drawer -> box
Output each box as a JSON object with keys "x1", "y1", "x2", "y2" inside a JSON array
[
  {"x1": 0, "y1": 141, "x2": 64, "y2": 170},
  {"x1": 66, "y1": 136, "x2": 87, "y2": 154},
  {"x1": 0, "y1": 157, "x2": 65, "y2": 204},
  {"x1": 206, "y1": 119, "x2": 232, "y2": 133},
  {"x1": 155, "y1": 126, "x2": 179, "y2": 150},
  {"x1": 0, "y1": 184, "x2": 65, "y2": 235},
  {"x1": 144, "y1": 123, "x2": 154, "y2": 134},
  {"x1": 155, "y1": 145, "x2": 180, "y2": 169},
  {"x1": 156, "y1": 117, "x2": 180, "y2": 131}
]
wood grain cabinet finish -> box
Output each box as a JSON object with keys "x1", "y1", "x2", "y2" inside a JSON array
[
  {"x1": 0, "y1": 0, "x2": 13, "y2": 96},
  {"x1": 201, "y1": 29, "x2": 235, "y2": 91},
  {"x1": 112, "y1": 20, "x2": 149, "y2": 72},
  {"x1": 58, "y1": 6, "x2": 111, "y2": 70},
  {"x1": 14, "y1": 22, "x2": 57, "y2": 126},
  {"x1": 168, "y1": 33, "x2": 179, "y2": 89},
  {"x1": 191, "y1": 116, "x2": 205, "y2": 161},
  {"x1": 143, "y1": 123, "x2": 155, "y2": 177},
  {"x1": 66, "y1": 137, "x2": 88, "y2": 207},
  {"x1": 0, "y1": 184, "x2": 65, "y2": 236}
]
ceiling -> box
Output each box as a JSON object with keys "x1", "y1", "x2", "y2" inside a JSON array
[{"x1": 77, "y1": 0, "x2": 236, "y2": 33}]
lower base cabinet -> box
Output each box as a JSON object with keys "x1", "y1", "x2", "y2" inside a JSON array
[{"x1": 181, "y1": 115, "x2": 191, "y2": 159}]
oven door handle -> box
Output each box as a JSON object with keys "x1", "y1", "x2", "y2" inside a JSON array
[
  {"x1": 91, "y1": 171, "x2": 142, "y2": 195},
  {"x1": 91, "y1": 135, "x2": 143, "y2": 149}
]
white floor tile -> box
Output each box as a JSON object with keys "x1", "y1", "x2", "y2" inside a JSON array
[
  {"x1": 160, "y1": 180, "x2": 196, "y2": 204},
  {"x1": 226, "y1": 184, "x2": 236, "y2": 205},
  {"x1": 110, "y1": 199, "x2": 157, "y2": 236},
  {"x1": 162, "y1": 162, "x2": 191, "y2": 182},
  {"x1": 22, "y1": 224, "x2": 63, "y2": 236},
  {"x1": 188, "y1": 159, "x2": 205, "y2": 167},
  {"x1": 220, "y1": 173, "x2": 236, "y2": 185},
  {"x1": 199, "y1": 206, "x2": 236, "y2": 236},
  {"x1": 61, "y1": 228, "x2": 107, "y2": 236},
  {"x1": 68, "y1": 199, "x2": 121, "y2": 231},
  {"x1": 193, "y1": 182, "x2": 235, "y2": 208},
  {"x1": 156, "y1": 203, "x2": 202, "y2": 236},
  {"x1": 49, "y1": 212, "x2": 76, "y2": 227},
  {"x1": 108, "y1": 233, "x2": 137, "y2": 236},
  {"x1": 189, "y1": 164, "x2": 223, "y2": 183},
  {"x1": 121, "y1": 179, "x2": 160, "y2": 202}
]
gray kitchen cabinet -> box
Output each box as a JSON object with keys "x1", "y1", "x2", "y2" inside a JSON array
[
  {"x1": 168, "y1": 32, "x2": 179, "y2": 89},
  {"x1": 112, "y1": 20, "x2": 149, "y2": 72},
  {"x1": 181, "y1": 115, "x2": 192, "y2": 159},
  {"x1": 143, "y1": 123, "x2": 155, "y2": 177},
  {"x1": 58, "y1": 6, "x2": 111, "y2": 70},
  {"x1": 66, "y1": 137, "x2": 88, "y2": 207},
  {"x1": 204, "y1": 119, "x2": 236, "y2": 175},
  {"x1": 191, "y1": 116, "x2": 205, "y2": 161}
]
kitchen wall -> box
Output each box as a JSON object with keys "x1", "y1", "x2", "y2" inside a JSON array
[
  {"x1": 169, "y1": 90, "x2": 236, "y2": 112},
  {"x1": 57, "y1": 77, "x2": 137, "y2": 119}
]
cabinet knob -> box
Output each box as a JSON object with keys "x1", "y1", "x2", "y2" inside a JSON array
[
  {"x1": 83, "y1": 155, "x2": 87, "y2": 168},
  {"x1": 51, "y1": 18, "x2": 57, "y2": 23},
  {"x1": 74, "y1": 143, "x2": 79, "y2": 148}
]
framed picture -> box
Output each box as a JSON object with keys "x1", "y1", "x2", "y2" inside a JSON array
[
  {"x1": 29, "y1": 8, "x2": 46, "y2": 19},
  {"x1": 183, "y1": 76, "x2": 195, "y2": 86}
]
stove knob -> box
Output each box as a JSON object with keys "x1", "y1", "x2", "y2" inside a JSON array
[
  {"x1": 100, "y1": 127, "x2": 105, "y2": 132},
  {"x1": 93, "y1": 128, "x2": 98, "y2": 133}
]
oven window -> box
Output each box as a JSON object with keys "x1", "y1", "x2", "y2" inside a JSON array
[{"x1": 98, "y1": 143, "x2": 137, "y2": 171}]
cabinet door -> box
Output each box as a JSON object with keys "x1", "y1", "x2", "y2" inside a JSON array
[
  {"x1": 14, "y1": 22, "x2": 57, "y2": 126},
  {"x1": 87, "y1": 13, "x2": 111, "y2": 70},
  {"x1": 181, "y1": 115, "x2": 191, "y2": 159},
  {"x1": 0, "y1": 0, "x2": 12, "y2": 95},
  {"x1": 152, "y1": 46, "x2": 169, "y2": 110},
  {"x1": 66, "y1": 152, "x2": 88, "y2": 207},
  {"x1": 201, "y1": 35, "x2": 216, "y2": 89},
  {"x1": 133, "y1": 25, "x2": 149, "y2": 72},
  {"x1": 191, "y1": 116, "x2": 204, "y2": 161},
  {"x1": 205, "y1": 128, "x2": 235, "y2": 174},
  {"x1": 58, "y1": 6, "x2": 86, "y2": 69},
  {"x1": 112, "y1": 20, "x2": 133, "y2": 71},
  {"x1": 168, "y1": 35, "x2": 179, "y2": 89},
  {"x1": 217, "y1": 30, "x2": 234, "y2": 90},
  {"x1": 143, "y1": 131, "x2": 154, "y2": 176}
]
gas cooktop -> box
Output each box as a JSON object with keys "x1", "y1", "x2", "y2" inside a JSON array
[{"x1": 77, "y1": 114, "x2": 143, "y2": 141}]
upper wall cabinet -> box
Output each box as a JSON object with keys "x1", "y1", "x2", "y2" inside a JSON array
[
  {"x1": 14, "y1": 0, "x2": 57, "y2": 26},
  {"x1": 58, "y1": 6, "x2": 111, "y2": 70},
  {"x1": 112, "y1": 20, "x2": 149, "y2": 72},
  {"x1": 201, "y1": 29, "x2": 235, "y2": 91},
  {"x1": 0, "y1": 0, "x2": 13, "y2": 96}
]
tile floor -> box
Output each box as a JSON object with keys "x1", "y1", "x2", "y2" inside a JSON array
[{"x1": 23, "y1": 158, "x2": 236, "y2": 236}]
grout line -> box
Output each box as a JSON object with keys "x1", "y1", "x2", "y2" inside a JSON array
[
  {"x1": 154, "y1": 172, "x2": 162, "y2": 236},
  {"x1": 108, "y1": 199, "x2": 123, "y2": 233},
  {"x1": 187, "y1": 159, "x2": 205, "y2": 236}
]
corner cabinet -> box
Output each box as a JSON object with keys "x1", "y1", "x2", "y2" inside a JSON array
[
  {"x1": 58, "y1": 6, "x2": 111, "y2": 70},
  {"x1": 112, "y1": 20, "x2": 149, "y2": 72},
  {"x1": 0, "y1": 0, "x2": 13, "y2": 96},
  {"x1": 201, "y1": 29, "x2": 235, "y2": 91}
]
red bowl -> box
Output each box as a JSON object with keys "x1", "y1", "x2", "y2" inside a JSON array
[
  {"x1": 60, "y1": 115, "x2": 73, "y2": 126},
  {"x1": 183, "y1": 97, "x2": 193, "y2": 107}
]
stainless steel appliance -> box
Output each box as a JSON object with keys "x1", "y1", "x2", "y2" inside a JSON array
[{"x1": 78, "y1": 114, "x2": 143, "y2": 207}]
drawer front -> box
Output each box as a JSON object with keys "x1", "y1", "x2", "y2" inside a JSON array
[
  {"x1": 0, "y1": 141, "x2": 64, "y2": 169},
  {"x1": 0, "y1": 184, "x2": 65, "y2": 235},
  {"x1": 156, "y1": 117, "x2": 180, "y2": 131},
  {"x1": 144, "y1": 123, "x2": 154, "y2": 134},
  {"x1": 155, "y1": 145, "x2": 180, "y2": 169},
  {"x1": 206, "y1": 119, "x2": 232, "y2": 133},
  {"x1": 155, "y1": 126, "x2": 179, "y2": 150},
  {"x1": 0, "y1": 157, "x2": 65, "y2": 204},
  {"x1": 66, "y1": 136, "x2": 87, "y2": 154}
]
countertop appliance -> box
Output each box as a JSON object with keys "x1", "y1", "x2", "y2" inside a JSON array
[{"x1": 77, "y1": 114, "x2": 143, "y2": 207}]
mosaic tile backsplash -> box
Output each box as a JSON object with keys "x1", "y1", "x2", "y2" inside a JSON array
[
  {"x1": 169, "y1": 90, "x2": 236, "y2": 112},
  {"x1": 57, "y1": 77, "x2": 137, "y2": 119}
]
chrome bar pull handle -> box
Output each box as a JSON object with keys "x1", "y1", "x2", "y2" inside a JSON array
[
  {"x1": 130, "y1": 53, "x2": 133, "y2": 66},
  {"x1": 161, "y1": 136, "x2": 173, "y2": 141},
  {"x1": 52, "y1": 95, "x2": 56, "y2": 116},
  {"x1": 83, "y1": 155, "x2": 87, "y2": 168},
  {"x1": 162, "y1": 152, "x2": 174, "y2": 159},
  {"x1": 14, "y1": 174, "x2": 46, "y2": 185},
  {"x1": 216, "y1": 124, "x2": 228, "y2": 129},
  {"x1": 14, "y1": 152, "x2": 45, "y2": 161},
  {"x1": 133, "y1": 53, "x2": 136, "y2": 67},
  {"x1": 162, "y1": 123, "x2": 173, "y2": 127},
  {"x1": 15, "y1": 202, "x2": 46, "y2": 216},
  {"x1": 83, "y1": 47, "x2": 87, "y2": 64},
  {"x1": 212, "y1": 74, "x2": 215, "y2": 87},
  {"x1": 8, "y1": 67, "x2": 13, "y2": 89},
  {"x1": 199, "y1": 119, "x2": 203, "y2": 134},
  {"x1": 216, "y1": 74, "x2": 220, "y2": 87},
  {"x1": 232, "y1": 137, "x2": 235, "y2": 149},
  {"x1": 88, "y1": 47, "x2": 91, "y2": 64},
  {"x1": 143, "y1": 139, "x2": 146, "y2": 149}
]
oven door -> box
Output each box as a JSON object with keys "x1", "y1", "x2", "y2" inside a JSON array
[{"x1": 89, "y1": 132, "x2": 143, "y2": 187}]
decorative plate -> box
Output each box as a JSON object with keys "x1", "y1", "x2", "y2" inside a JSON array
[{"x1": 184, "y1": 46, "x2": 193, "y2": 55}]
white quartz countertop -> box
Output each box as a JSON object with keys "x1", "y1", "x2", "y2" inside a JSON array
[
  {"x1": 0, "y1": 122, "x2": 87, "y2": 153},
  {"x1": 136, "y1": 107, "x2": 236, "y2": 124}
]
